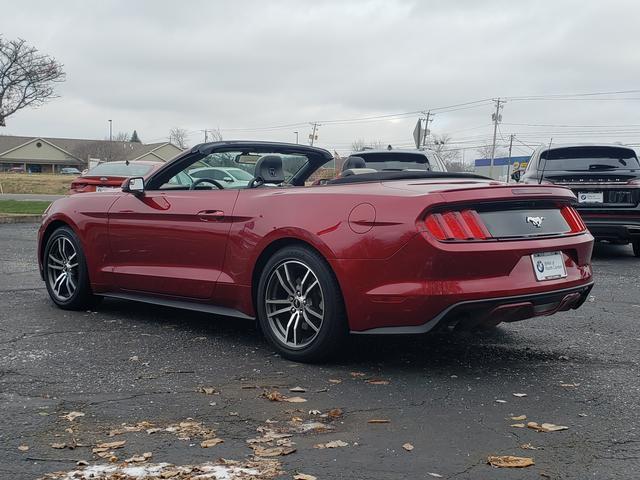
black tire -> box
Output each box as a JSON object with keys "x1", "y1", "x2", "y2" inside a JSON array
[
  {"x1": 256, "y1": 245, "x2": 347, "y2": 362},
  {"x1": 43, "y1": 226, "x2": 101, "y2": 310},
  {"x1": 633, "y1": 240, "x2": 640, "y2": 258}
]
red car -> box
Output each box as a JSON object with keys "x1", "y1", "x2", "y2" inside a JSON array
[
  {"x1": 69, "y1": 160, "x2": 165, "y2": 194},
  {"x1": 38, "y1": 141, "x2": 594, "y2": 361}
]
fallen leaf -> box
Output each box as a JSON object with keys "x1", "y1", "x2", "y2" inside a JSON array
[
  {"x1": 512, "y1": 393, "x2": 527, "y2": 397},
  {"x1": 366, "y1": 379, "x2": 390, "y2": 385},
  {"x1": 51, "y1": 443, "x2": 66, "y2": 449},
  {"x1": 511, "y1": 423, "x2": 526, "y2": 428},
  {"x1": 200, "y1": 438, "x2": 224, "y2": 448},
  {"x1": 95, "y1": 440, "x2": 126, "y2": 450},
  {"x1": 350, "y1": 372, "x2": 366, "y2": 378},
  {"x1": 314, "y1": 440, "x2": 348, "y2": 449},
  {"x1": 328, "y1": 379, "x2": 342, "y2": 384},
  {"x1": 327, "y1": 408, "x2": 343, "y2": 419},
  {"x1": 129, "y1": 355, "x2": 139, "y2": 361},
  {"x1": 427, "y1": 473, "x2": 443, "y2": 478},
  {"x1": 262, "y1": 390, "x2": 286, "y2": 402},
  {"x1": 289, "y1": 386, "x2": 306, "y2": 393},
  {"x1": 560, "y1": 383, "x2": 580, "y2": 388},
  {"x1": 495, "y1": 399, "x2": 507, "y2": 403},
  {"x1": 125, "y1": 452, "x2": 152, "y2": 463},
  {"x1": 18, "y1": 445, "x2": 29, "y2": 452},
  {"x1": 76, "y1": 460, "x2": 88, "y2": 466},
  {"x1": 520, "y1": 443, "x2": 539, "y2": 450},
  {"x1": 487, "y1": 455, "x2": 534, "y2": 468},
  {"x1": 199, "y1": 386, "x2": 218, "y2": 395},
  {"x1": 527, "y1": 422, "x2": 569, "y2": 432},
  {"x1": 284, "y1": 396, "x2": 307, "y2": 403},
  {"x1": 402, "y1": 443, "x2": 414, "y2": 451},
  {"x1": 293, "y1": 474, "x2": 317, "y2": 480},
  {"x1": 511, "y1": 415, "x2": 527, "y2": 421},
  {"x1": 61, "y1": 411, "x2": 85, "y2": 422},
  {"x1": 308, "y1": 410, "x2": 321, "y2": 415},
  {"x1": 367, "y1": 419, "x2": 390, "y2": 424},
  {"x1": 252, "y1": 445, "x2": 296, "y2": 457}
]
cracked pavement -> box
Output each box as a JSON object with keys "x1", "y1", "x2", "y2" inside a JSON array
[{"x1": 1, "y1": 223, "x2": 639, "y2": 479}]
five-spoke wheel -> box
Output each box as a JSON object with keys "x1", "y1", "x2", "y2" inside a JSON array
[
  {"x1": 43, "y1": 226, "x2": 100, "y2": 310},
  {"x1": 257, "y1": 245, "x2": 346, "y2": 362}
]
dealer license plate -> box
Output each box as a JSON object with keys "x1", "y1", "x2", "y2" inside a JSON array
[
  {"x1": 531, "y1": 251, "x2": 567, "y2": 281},
  {"x1": 96, "y1": 186, "x2": 119, "y2": 192},
  {"x1": 577, "y1": 191, "x2": 603, "y2": 204}
]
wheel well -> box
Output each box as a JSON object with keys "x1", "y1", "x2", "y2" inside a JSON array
[
  {"x1": 40, "y1": 220, "x2": 70, "y2": 263},
  {"x1": 251, "y1": 238, "x2": 340, "y2": 310}
]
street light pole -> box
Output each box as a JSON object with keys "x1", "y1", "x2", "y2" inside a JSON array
[
  {"x1": 108, "y1": 119, "x2": 113, "y2": 142},
  {"x1": 294, "y1": 131, "x2": 299, "y2": 144}
]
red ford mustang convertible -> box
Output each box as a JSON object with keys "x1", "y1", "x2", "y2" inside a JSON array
[{"x1": 38, "y1": 141, "x2": 594, "y2": 361}]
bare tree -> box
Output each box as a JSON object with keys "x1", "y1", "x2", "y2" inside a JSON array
[
  {"x1": 169, "y1": 127, "x2": 189, "y2": 149},
  {"x1": 0, "y1": 37, "x2": 66, "y2": 127},
  {"x1": 426, "y1": 133, "x2": 474, "y2": 172},
  {"x1": 351, "y1": 138, "x2": 384, "y2": 152},
  {"x1": 476, "y1": 143, "x2": 507, "y2": 160},
  {"x1": 207, "y1": 128, "x2": 223, "y2": 142},
  {"x1": 112, "y1": 131, "x2": 130, "y2": 142}
]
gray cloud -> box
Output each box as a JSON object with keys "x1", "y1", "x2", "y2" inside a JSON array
[{"x1": 2, "y1": 0, "x2": 640, "y2": 153}]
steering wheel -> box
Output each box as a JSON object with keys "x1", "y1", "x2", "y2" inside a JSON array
[{"x1": 189, "y1": 178, "x2": 224, "y2": 190}]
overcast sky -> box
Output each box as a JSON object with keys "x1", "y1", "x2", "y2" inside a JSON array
[{"x1": 2, "y1": 0, "x2": 640, "y2": 156}]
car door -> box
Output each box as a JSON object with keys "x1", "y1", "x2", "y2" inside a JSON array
[{"x1": 107, "y1": 188, "x2": 239, "y2": 299}]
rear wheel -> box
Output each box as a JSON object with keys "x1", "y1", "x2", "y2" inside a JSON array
[
  {"x1": 257, "y1": 245, "x2": 347, "y2": 362},
  {"x1": 44, "y1": 226, "x2": 100, "y2": 310},
  {"x1": 633, "y1": 240, "x2": 640, "y2": 258}
]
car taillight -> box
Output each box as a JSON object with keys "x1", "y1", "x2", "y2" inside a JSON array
[
  {"x1": 561, "y1": 206, "x2": 586, "y2": 233},
  {"x1": 425, "y1": 209, "x2": 491, "y2": 241}
]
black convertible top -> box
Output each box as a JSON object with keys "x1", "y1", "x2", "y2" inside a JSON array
[{"x1": 327, "y1": 171, "x2": 492, "y2": 185}]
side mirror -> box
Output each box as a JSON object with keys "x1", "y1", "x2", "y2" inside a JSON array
[
  {"x1": 223, "y1": 177, "x2": 233, "y2": 182},
  {"x1": 122, "y1": 176, "x2": 145, "y2": 195},
  {"x1": 510, "y1": 170, "x2": 521, "y2": 182}
]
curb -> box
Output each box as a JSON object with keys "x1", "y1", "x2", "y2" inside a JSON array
[{"x1": 0, "y1": 214, "x2": 42, "y2": 224}]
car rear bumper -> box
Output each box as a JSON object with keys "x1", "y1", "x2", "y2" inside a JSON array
[
  {"x1": 332, "y1": 231, "x2": 594, "y2": 333},
  {"x1": 579, "y1": 214, "x2": 640, "y2": 241}
]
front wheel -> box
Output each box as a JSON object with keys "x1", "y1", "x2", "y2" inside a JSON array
[
  {"x1": 633, "y1": 239, "x2": 640, "y2": 258},
  {"x1": 44, "y1": 226, "x2": 101, "y2": 310},
  {"x1": 256, "y1": 246, "x2": 347, "y2": 362}
]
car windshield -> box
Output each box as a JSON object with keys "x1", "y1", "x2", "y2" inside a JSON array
[
  {"x1": 542, "y1": 146, "x2": 640, "y2": 171},
  {"x1": 355, "y1": 152, "x2": 433, "y2": 171},
  {"x1": 87, "y1": 162, "x2": 156, "y2": 177}
]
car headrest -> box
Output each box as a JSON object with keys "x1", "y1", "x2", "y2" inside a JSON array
[
  {"x1": 253, "y1": 154, "x2": 285, "y2": 186},
  {"x1": 342, "y1": 156, "x2": 366, "y2": 171},
  {"x1": 341, "y1": 167, "x2": 378, "y2": 177}
]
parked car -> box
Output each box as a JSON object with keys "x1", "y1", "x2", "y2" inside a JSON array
[
  {"x1": 343, "y1": 149, "x2": 448, "y2": 174},
  {"x1": 188, "y1": 166, "x2": 254, "y2": 189},
  {"x1": 39, "y1": 141, "x2": 594, "y2": 361},
  {"x1": 513, "y1": 143, "x2": 640, "y2": 257},
  {"x1": 69, "y1": 161, "x2": 168, "y2": 194},
  {"x1": 8, "y1": 166, "x2": 25, "y2": 173},
  {"x1": 60, "y1": 167, "x2": 81, "y2": 175}
]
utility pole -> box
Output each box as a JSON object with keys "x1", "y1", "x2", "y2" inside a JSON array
[
  {"x1": 505, "y1": 134, "x2": 514, "y2": 183},
  {"x1": 489, "y1": 98, "x2": 505, "y2": 179},
  {"x1": 421, "y1": 111, "x2": 433, "y2": 148},
  {"x1": 308, "y1": 122, "x2": 319, "y2": 146},
  {"x1": 203, "y1": 129, "x2": 208, "y2": 143},
  {"x1": 294, "y1": 131, "x2": 299, "y2": 144},
  {"x1": 108, "y1": 119, "x2": 113, "y2": 142}
]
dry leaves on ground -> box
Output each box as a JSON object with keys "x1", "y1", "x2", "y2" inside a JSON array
[
  {"x1": 248, "y1": 427, "x2": 296, "y2": 458},
  {"x1": 327, "y1": 408, "x2": 343, "y2": 419},
  {"x1": 200, "y1": 438, "x2": 224, "y2": 448},
  {"x1": 50, "y1": 443, "x2": 66, "y2": 449},
  {"x1": 350, "y1": 372, "x2": 366, "y2": 378},
  {"x1": 512, "y1": 393, "x2": 527, "y2": 397},
  {"x1": 527, "y1": 422, "x2": 569, "y2": 432},
  {"x1": 39, "y1": 459, "x2": 282, "y2": 480},
  {"x1": 293, "y1": 474, "x2": 317, "y2": 480},
  {"x1": 261, "y1": 390, "x2": 307, "y2": 403},
  {"x1": 18, "y1": 445, "x2": 29, "y2": 452},
  {"x1": 199, "y1": 386, "x2": 218, "y2": 395},
  {"x1": 61, "y1": 411, "x2": 85, "y2": 422},
  {"x1": 520, "y1": 443, "x2": 539, "y2": 450},
  {"x1": 365, "y1": 379, "x2": 390, "y2": 385},
  {"x1": 314, "y1": 440, "x2": 348, "y2": 449},
  {"x1": 289, "y1": 386, "x2": 306, "y2": 393},
  {"x1": 124, "y1": 452, "x2": 152, "y2": 463},
  {"x1": 510, "y1": 415, "x2": 527, "y2": 421},
  {"x1": 402, "y1": 443, "x2": 414, "y2": 451},
  {"x1": 487, "y1": 455, "x2": 535, "y2": 468},
  {"x1": 252, "y1": 446, "x2": 296, "y2": 457},
  {"x1": 427, "y1": 473, "x2": 443, "y2": 478},
  {"x1": 328, "y1": 379, "x2": 342, "y2": 384}
]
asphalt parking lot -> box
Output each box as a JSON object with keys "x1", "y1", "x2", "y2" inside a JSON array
[{"x1": 1, "y1": 223, "x2": 639, "y2": 480}]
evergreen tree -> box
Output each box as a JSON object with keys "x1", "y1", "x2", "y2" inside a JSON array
[{"x1": 130, "y1": 130, "x2": 141, "y2": 143}]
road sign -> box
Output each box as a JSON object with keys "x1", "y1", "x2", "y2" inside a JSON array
[{"x1": 413, "y1": 120, "x2": 425, "y2": 149}]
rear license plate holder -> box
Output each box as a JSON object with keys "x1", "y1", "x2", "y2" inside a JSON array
[
  {"x1": 531, "y1": 251, "x2": 567, "y2": 281},
  {"x1": 577, "y1": 191, "x2": 603, "y2": 204}
]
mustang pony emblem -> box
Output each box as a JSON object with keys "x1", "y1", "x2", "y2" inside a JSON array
[{"x1": 526, "y1": 216, "x2": 545, "y2": 228}]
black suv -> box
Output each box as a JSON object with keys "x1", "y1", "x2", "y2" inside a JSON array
[{"x1": 513, "y1": 144, "x2": 640, "y2": 256}]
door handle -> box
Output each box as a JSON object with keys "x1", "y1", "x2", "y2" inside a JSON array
[{"x1": 197, "y1": 210, "x2": 225, "y2": 221}]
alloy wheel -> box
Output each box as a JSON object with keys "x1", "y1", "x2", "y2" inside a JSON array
[
  {"x1": 264, "y1": 260, "x2": 324, "y2": 349},
  {"x1": 46, "y1": 236, "x2": 78, "y2": 301}
]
